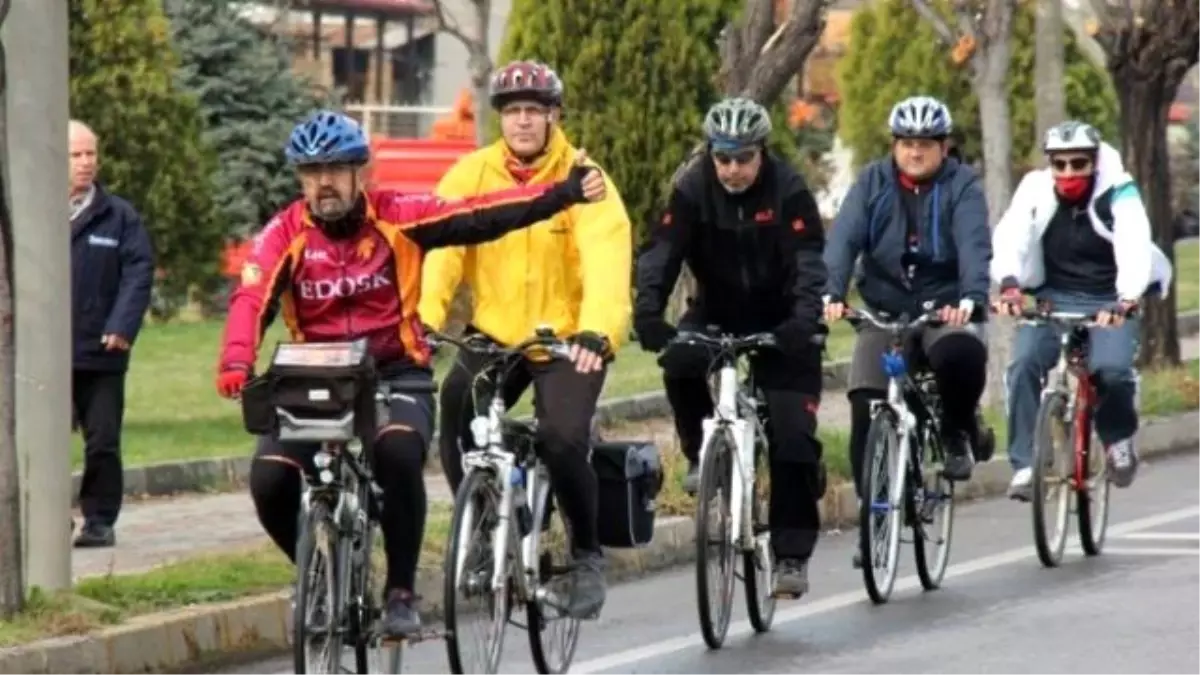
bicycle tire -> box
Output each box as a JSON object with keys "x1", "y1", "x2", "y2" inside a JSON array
[
  {"x1": 293, "y1": 500, "x2": 344, "y2": 674},
  {"x1": 349, "y1": 490, "x2": 404, "y2": 675},
  {"x1": 695, "y1": 428, "x2": 736, "y2": 649},
  {"x1": 912, "y1": 432, "x2": 956, "y2": 591},
  {"x1": 1032, "y1": 392, "x2": 1072, "y2": 568},
  {"x1": 1077, "y1": 408, "x2": 1111, "y2": 556},
  {"x1": 527, "y1": 488, "x2": 582, "y2": 674},
  {"x1": 444, "y1": 469, "x2": 508, "y2": 675},
  {"x1": 743, "y1": 446, "x2": 775, "y2": 633},
  {"x1": 859, "y1": 410, "x2": 903, "y2": 604}
]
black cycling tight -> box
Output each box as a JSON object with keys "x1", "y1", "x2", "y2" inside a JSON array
[{"x1": 249, "y1": 429, "x2": 427, "y2": 592}]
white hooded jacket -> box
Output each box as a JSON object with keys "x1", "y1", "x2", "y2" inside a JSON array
[{"x1": 990, "y1": 141, "x2": 1173, "y2": 301}]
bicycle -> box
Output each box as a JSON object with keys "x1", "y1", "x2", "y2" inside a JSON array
[
  {"x1": 845, "y1": 306, "x2": 957, "y2": 605},
  {"x1": 242, "y1": 339, "x2": 441, "y2": 674},
  {"x1": 662, "y1": 328, "x2": 783, "y2": 650},
  {"x1": 430, "y1": 327, "x2": 592, "y2": 675},
  {"x1": 1013, "y1": 307, "x2": 1133, "y2": 568}
]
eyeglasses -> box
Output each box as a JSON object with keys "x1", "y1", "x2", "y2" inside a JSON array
[
  {"x1": 1051, "y1": 157, "x2": 1093, "y2": 172},
  {"x1": 713, "y1": 150, "x2": 757, "y2": 166}
]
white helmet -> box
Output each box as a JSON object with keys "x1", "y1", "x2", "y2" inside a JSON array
[
  {"x1": 1044, "y1": 121, "x2": 1101, "y2": 153},
  {"x1": 888, "y1": 96, "x2": 953, "y2": 138}
]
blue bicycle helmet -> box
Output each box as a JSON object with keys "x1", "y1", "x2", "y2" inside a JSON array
[{"x1": 285, "y1": 110, "x2": 370, "y2": 166}]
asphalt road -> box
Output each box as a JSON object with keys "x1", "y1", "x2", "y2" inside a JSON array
[{"x1": 221, "y1": 450, "x2": 1200, "y2": 675}]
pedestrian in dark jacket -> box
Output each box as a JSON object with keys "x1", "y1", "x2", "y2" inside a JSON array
[
  {"x1": 69, "y1": 119, "x2": 154, "y2": 548},
  {"x1": 822, "y1": 98, "x2": 992, "y2": 572}
]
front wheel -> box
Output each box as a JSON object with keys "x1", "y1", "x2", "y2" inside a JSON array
[
  {"x1": 1076, "y1": 407, "x2": 1110, "y2": 556},
  {"x1": 444, "y1": 469, "x2": 509, "y2": 674},
  {"x1": 695, "y1": 428, "x2": 736, "y2": 649},
  {"x1": 293, "y1": 500, "x2": 344, "y2": 674},
  {"x1": 859, "y1": 410, "x2": 904, "y2": 604},
  {"x1": 1032, "y1": 393, "x2": 1072, "y2": 568}
]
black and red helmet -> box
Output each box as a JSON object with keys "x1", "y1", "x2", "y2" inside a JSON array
[{"x1": 488, "y1": 60, "x2": 564, "y2": 110}]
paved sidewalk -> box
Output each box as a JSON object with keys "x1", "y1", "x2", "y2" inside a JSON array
[{"x1": 73, "y1": 335, "x2": 1197, "y2": 581}]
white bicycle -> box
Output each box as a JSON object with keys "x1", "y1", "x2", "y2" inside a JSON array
[
  {"x1": 664, "y1": 329, "x2": 785, "y2": 650},
  {"x1": 430, "y1": 328, "x2": 588, "y2": 675}
]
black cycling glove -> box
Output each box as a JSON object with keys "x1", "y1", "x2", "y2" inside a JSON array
[{"x1": 633, "y1": 315, "x2": 677, "y2": 353}]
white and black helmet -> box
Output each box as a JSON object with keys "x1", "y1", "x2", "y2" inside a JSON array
[
  {"x1": 703, "y1": 97, "x2": 772, "y2": 149},
  {"x1": 1043, "y1": 121, "x2": 1101, "y2": 153},
  {"x1": 888, "y1": 95, "x2": 953, "y2": 138}
]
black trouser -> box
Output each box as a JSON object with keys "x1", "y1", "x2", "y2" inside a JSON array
[
  {"x1": 250, "y1": 376, "x2": 435, "y2": 593},
  {"x1": 847, "y1": 330, "x2": 988, "y2": 498},
  {"x1": 73, "y1": 369, "x2": 126, "y2": 527},
  {"x1": 661, "y1": 315, "x2": 825, "y2": 562},
  {"x1": 438, "y1": 333, "x2": 605, "y2": 556}
]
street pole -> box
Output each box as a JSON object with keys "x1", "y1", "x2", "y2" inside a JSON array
[{"x1": 2, "y1": 0, "x2": 72, "y2": 591}]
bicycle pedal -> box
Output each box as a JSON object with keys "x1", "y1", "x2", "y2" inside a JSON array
[
  {"x1": 377, "y1": 627, "x2": 446, "y2": 645},
  {"x1": 771, "y1": 590, "x2": 805, "y2": 600}
]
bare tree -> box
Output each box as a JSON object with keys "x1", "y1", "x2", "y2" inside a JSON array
[
  {"x1": 430, "y1": 0, "x2": 492, "y2": 147},
  {"x1": 908, "y1": 0, "x2": 1017, "y2": 407},
  {"x1": 0, "y1": 0, "x2": 23, "y2": 618},
  {"x1": 1034, "y1": 0, "x2": 1066, "y2": 163},
  {"x1": 1087, "y1": 0, "x2": 1199, "y2": 366},
  {"x1": 664, "y1": 0, "x2": 831, "y2": 322}
]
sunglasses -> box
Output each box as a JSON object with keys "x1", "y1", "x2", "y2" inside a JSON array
[
  {"x1": 1051, "y1": 157, "x2": 1093, "y2": 172},
  {"x1": 713, "y1": 150, "x2": 758, "y2": 166}
]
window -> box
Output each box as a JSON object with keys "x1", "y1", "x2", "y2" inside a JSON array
[{"x1": 331, "y1": 47, "x2": 371, "y2": 102}]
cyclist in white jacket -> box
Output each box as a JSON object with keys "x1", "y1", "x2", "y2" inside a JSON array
[{"x1": 991, "y1": 121, "x2": 1173, "y2": 499}]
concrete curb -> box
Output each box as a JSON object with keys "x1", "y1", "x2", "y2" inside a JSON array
[
  {"x1": 75, "y1": 311, "x2": 1200, "y2": 502},
  {"x1": 22, "y1": 411, "x2": 1200, "y2": 674}
]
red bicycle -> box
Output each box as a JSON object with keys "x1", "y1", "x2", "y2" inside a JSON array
[{"x1": 1018, "y1": 307, "x2": 1118, "y2": 568}]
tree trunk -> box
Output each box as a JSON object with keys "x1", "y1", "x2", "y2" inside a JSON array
[
  {"x1": 1033, "y1": 0, "x2": 1065, "y2": 165},
  {"x1": 470, "y1": 0, "x2": 491, "y2": 147},
  {"x1": 0, "y1": 98, "x2": 22, "y2": 618},
  {"x1": 973, "y1": 18, "x2": 1015, "y2": 408},
  {"x1": 1113, "y1": 73, "x2": 1181, "y2": 366}
]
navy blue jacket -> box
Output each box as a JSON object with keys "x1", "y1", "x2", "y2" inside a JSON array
[
  {"x1": 71, "y1": 184, "x2": 155, "y2": 371},
  {"x1": 824, "y1": 157, "x2": 992, "y2": 318}
]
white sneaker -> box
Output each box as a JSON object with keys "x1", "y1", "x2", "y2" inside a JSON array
[
  {"x1": 1007, "y1": 467, "x2": 1033, "y2": 502},
  {"x1": 1106, "y1": 438, "x2": 1139, "y2": 488}
]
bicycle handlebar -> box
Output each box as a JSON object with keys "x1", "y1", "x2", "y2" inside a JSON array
[
  {"x1": 844, "y1": 306, "x2": 944, "y2": 333},
  {"x1": 426, "y1": 329, "x2": 576, "y2": 362},
  {"x1": 667, "y1": 330, "x2": 779, "y2": 353}
]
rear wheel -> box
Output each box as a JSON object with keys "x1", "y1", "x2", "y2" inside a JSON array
[
  {"x1": 1077, "y1": 407, "x2": 1110, "y2": 556},
  {"x1": 527, "y1": 488, "x2": 581, "y2": 674},
  {"x1": 743, "y1": 442, "x2": 775, "y2": 633},
  {"x1": 444, "y1": 469, "x2": 508, "y2": 674},
  {"x1": 1032, "y1": 393, "x2": 1072, "y2": 568},
  {"x1": 293, "y1": 500, "x2": 344, "y2": 674},
  {"x1": 859, "y1": 410, "x2": 903, "y2": 604},
  {"x1": 695, "y1": 428, "x2": 736, "y2": 649},
  {"x1": 913, "y1": 431, "x2": 956, "y2": 590}
]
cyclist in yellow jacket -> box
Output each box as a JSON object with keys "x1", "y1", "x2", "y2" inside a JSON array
[{"x1": 419, "y1": 60, "x2": 632, "y2": 620}]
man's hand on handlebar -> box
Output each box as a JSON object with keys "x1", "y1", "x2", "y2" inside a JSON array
[
  {"x1": 992, "y1": 286, "x2": 1025, "y2": 317},
  {"x1": 1095, "y1": 300, "x2": 1138, "y2": 328},
  {"x1": 822, "y1": 295, "x2": 847, "y2": 323},
  {"x1": 216, "y1": 365, "x2": 250, "y2": 398},
  {"x1": 569, "y1": 331, "x2": 609, "y2": 374},
  {"x1": 937, "y1": 299, "x2": 975, "y2": 328}
]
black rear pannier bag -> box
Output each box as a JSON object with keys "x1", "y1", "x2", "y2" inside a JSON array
[{"x1": 591, "y1": 441, "x2": 664, "y2": 548}]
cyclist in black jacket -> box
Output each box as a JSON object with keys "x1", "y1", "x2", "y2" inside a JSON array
[{"x1": 634, "y1": 97, "x2": 827, "y2": 598}]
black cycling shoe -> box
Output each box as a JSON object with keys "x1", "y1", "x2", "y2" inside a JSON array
[
  {"x1": 682, "y1": 462, "x2": 700, "y2": 495},
  {"x1": 774, "y1": 558, "x2": 809, "y2": 598},
  {"x1": 566, "y1": 551, "x2": 607, "y2": 620},
  {"x1": 379, "y1": 589, "x2": 422, "y2": 638},
  {"x1": 851, "y1": 551, "x2": 863, "y2": 569},
  {"x1": 941, "y1": 430, "x2": 975, "y2": 482},
  {"x1": 73, "y1": 521, "x2": 115, "y2": 548}
]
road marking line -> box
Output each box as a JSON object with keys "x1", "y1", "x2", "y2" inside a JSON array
[
  {"x1": 573, "y1": 505, "x2": 1200, "y2": 674},
  {"x1": 1110, "y1": 532, "x2": 1200, "y2": 541},
  {"x1": 1102, "y1": 547, "x2": 1200, "y2": 556}
]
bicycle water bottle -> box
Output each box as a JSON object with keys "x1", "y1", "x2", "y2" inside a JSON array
[{"x1": 511, "y1": 466, "x2": 533, "y2": 537}]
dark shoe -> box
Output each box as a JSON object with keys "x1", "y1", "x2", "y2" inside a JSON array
[
  {"x1": 566, "y1": 551, "x2": 606, "y2": 620},
  {"x1": 379, "y1": 589, "x2": 422, "y2": 638},
  {"x1": 940, "y1": 431, "x2": 975, "y2": 482},
  {"x1": 851, "y1": 551, "x2": 863, "y2": 569},
  {"x1": 682, "y1": 462, "x2": 700, "y2": 495},
  {"x1": 1106, "y1": 438, "x2": 1139, "y2": 488},
  {"x1": 774, "y1": 558, "x2": 809, "y2": 598},
  {"x1": 73, "y1": 522, "x2": 115, "y2": 548}
]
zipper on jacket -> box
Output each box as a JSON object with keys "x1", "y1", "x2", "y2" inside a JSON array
[{"x1": 736, "y1": 205, "x2": 754, "y2": 293}]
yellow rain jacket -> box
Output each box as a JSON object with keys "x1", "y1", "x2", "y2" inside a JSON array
[{"x1": 419, "y1": 128, "x2": 632, "y2": 349}]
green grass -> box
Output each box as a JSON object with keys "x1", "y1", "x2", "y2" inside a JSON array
[{"x1": 1175, "y1": 240, "x2": 1198, "y2": 313}]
